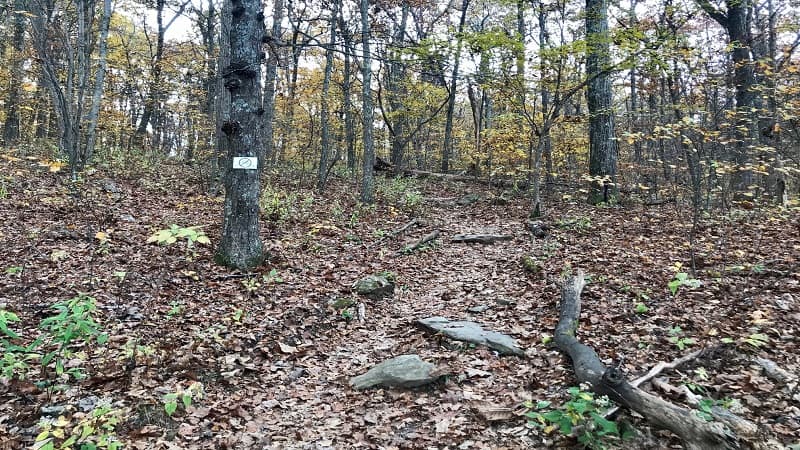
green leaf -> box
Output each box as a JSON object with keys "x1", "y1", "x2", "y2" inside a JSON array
[
  {"x1": 164, "y1": 400, "x2": 178, "y2": 416},
  {"x1": 96, "y1": 333, "x2": 109, "y2": 345},
  {"x1": 195, "y1": 235, "x2": 210, "y2": 245},
  {"x1": 181, "y1": 392, "x2": 193, "y2": 409},
  {"x1": 590, "y1": 412, "x2": 619, "y2": 435},
  {"x1": 536, "y1": 400, "x2": 551, "y2": 409}
]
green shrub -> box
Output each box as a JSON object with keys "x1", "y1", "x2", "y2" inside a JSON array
[{"x1": 526, "y1": 387, "x2": 630, "y2": 449}]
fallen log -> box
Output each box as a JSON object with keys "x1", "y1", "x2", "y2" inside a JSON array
[
  {"x1": 451, "y1": 234, "x2": 513, "y2": 244},
  {"x1": 554, "y1": 272, "x2": 775, "y2": 450}
]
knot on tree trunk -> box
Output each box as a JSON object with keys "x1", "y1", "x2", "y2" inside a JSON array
[{"x1": 221, "y1": 120, "x2": 240, "y2": 136}]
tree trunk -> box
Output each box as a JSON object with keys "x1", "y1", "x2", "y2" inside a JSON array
[
  {"x1": 316, "y1": 0, "x2": 338, "y2": 191},
  {"x1": 215, "y1": 0, "x2": 265, "y2": 270},
  {"x1": 84, "y1": 0, "x2": 112, "y2": 164},
  {"x1": 441, "y1": 0, "x2": 469, "y2": 173},
  {"x1": 586, "y1": 0, "x2": 618, "y2": 204},
  {"x1": 262, "y1": 0, "x2": 283, "y2": 164},
  {"x1": 359, "y1": 0, "x2": 375, "y2": 203},
  {"x1": 341, "y1": 20, "x2": 356, "y2": 173},
  {"x1": 2, "y1": 0, "x2": 26, "y2": 146}
]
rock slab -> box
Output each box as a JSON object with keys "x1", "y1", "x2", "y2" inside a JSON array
[
  {"x1": 350, "y1": 354, "x2": 438, "y2": 390},
  {"x1": 353, "y1": 274, "x2": 395, "y2": 300},
  {"x1": 416, "y1": 316, "x2": 525, "y2": 356}
]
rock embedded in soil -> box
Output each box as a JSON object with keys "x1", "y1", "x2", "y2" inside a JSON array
[
  {"x1": 457, "y1": 193, "x2": 482, "y2": 206},
  {"x1": 353, "y1": 274, "x2": 395, "y2": 300},
  {"x1": 350, "y1": 355, "x2": 438, "y2": 390},
  {"x1": 416, "y1": 316, "x2": 525, "y2": 356}
]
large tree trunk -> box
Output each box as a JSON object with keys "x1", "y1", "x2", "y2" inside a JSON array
[
  {"x1": 586, "y1": 0, "x2": 618, "y2": 204},
  {"x1": 215, "y1": 0, "x2": 265, "y2": 270},
  {"x1": 554, "y1": 273, "x2": 776, "y2": 450},
  {"x1": 359, "y1": 0, "x2": 375, "y2": 203}
]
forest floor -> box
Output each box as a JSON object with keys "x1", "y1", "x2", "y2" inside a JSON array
[{"x1": 0, "y1": 150, "x2": 799, "y2": 450}]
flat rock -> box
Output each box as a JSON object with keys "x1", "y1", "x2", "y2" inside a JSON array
[
  {"x1": 353, "y1": 274, "x2": 395, "y2": 300},
  {"x1": 350, "y1": 355, "x2": 438, "y2": 390},
  {"x1": 416, "y1": 316, "x2": 525, "y2": 356}
]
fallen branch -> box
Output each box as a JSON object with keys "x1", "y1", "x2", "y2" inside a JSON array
[
  {"x1": 400, "y1": 230, "x2": 440, "y2": 254},
  {"x1": 451, "y1": 234, "x2": 513, "y2": 244},
  {"x1": 605, "y1": 348, "x2": 704, "y2": 418},
  {"x1": 554, "y1": 272, "x2": 775, "y2": 450},
  {"x1": 391, "y1": 218, "x2": 419, "y2": 238}
]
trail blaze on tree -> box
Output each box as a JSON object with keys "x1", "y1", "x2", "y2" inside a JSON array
[{"x1": 215, "y1": 0, "x2": 265, "y2": 270}]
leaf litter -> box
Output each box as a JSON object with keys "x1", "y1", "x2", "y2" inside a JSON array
[{"x1": 0, "y1": 155, "x2": 798, "y2": 449}]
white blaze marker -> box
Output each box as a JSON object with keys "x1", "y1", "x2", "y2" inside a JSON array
[{"x1": 232, "y1": 156, "x2": 258, "y2": 170}]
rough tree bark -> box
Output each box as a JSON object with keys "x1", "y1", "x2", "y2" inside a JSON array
[
  {"x1": 554, "y1": 273, "x2": 775, "y2": 450},
  {"x1": 586, "y1": 0, "x2": 618, "y2": 204},
  {"x1": 215, "y1": 0, "x2": 265, "y2": 270}
]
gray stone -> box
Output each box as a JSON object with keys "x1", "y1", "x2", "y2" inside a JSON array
[
  {"x1": 353, "y1": 274, "x2": 395, "y2": 300},
  {"x1": 350, "y1": 355, "x2": 438, "y2": 390},
  {"x1": 78, "y1": 396, "x2": 100, "y2": 412},
  {"x1": 417, "y1": 316, "x2": 525, "y2": 356},
  {"x1": 41, "y1": 405, "x2": 67, "y2": 416},
  {"x1": 468, "y1": 305, "x2": 491, "y2": 313},
  {"x1": 457, "y1": 193, "x2": 482, "y2": 206}
]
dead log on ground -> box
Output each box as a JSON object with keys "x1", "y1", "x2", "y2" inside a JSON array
[
  {"x1": 451, "y1": 234, "x2": 513, "y2": 244},
  {"x1": 554, "y1": 272, "x2": 775, "y2": 450}
]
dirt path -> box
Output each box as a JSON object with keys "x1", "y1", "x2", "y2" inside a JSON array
[{"x1": 1, "y1": 158, "x2": 798, "y2": 449}]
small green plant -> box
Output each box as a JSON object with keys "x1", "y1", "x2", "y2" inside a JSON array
[
  {"x1": 260, "y1": 184, "x2": 299, "y2": 222},
  {"x1": 667, "y1": 326, "x2": 695, "y2": 350},
  {"x1": 5, "y1": 265, "x2": 23, "y2": 276},
  {"x1": 376, "y1": 176, "x2": 424, "y2": 211},
  {"x1": 556, "y1": 216, "x2": 593, "y2": 232},
  {"x1": 263, "y1": 268, "x2": 283, "y2": 284},
  {"x1": 94, "y1": 231, "x2": 112, "y2": 255},
  {"x1": 166, "y1": 301, "x2": 183, "y2": 318},
  {"x1": 35, "y1": 403, "x2": 124, "y2": 450},
  {"x1": 0, "y1": 309, "x2": 32, "y2": 379},
  {"x1": 526, "y1": 387, "x2": 629, "y2": 449},
  {"x1": 668, "y1": 272, "x2": 701, "y2": 295},
  {"x1": 231, "y1": 308, "x2": 245, "y2": 323},
  {"x1": 742, "y1": 332, "x2": 769, "y2": 348},
  {"x1": 634, "y1": 303, "x2": 649, "y2": 314},
  {"x1": 163, "y1": 382, "x2": 204, "y2": 417},
  {"x1": 38, "y1": 294, "x2": 108, "y2": 381},
  {"x1": 147, "y1": 224, "x2": 210, "y2": 256},
  {"x1": 241, "y1": 277, "x2": 261, "y2": 293},
  {"x1": 0, "y1": 180, "x2": 8, "y2": 199}
]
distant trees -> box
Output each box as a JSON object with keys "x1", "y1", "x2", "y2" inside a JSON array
[{"x1": 0, "y1": 0, "x2": 797, "y2": 210}]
